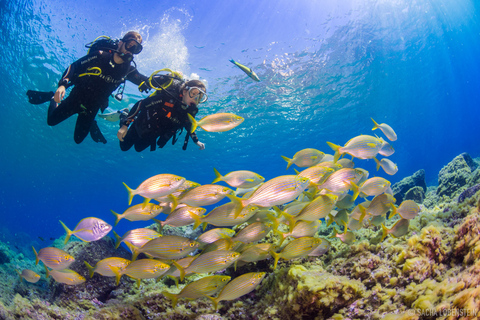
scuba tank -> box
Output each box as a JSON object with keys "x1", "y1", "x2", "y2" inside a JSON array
[{"x1": 85, "y1": 36, "x2": 119, "y2": 55}]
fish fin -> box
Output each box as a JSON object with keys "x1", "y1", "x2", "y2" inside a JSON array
[
  {"x1": 266, "y1": 212, "x2": 279, "y2": 231},
  {"x1": 191, "y1": 213, "x2": 202, "y2": 231},
  {"x1": 380, "y1": 223, "x2": 389, "y2": 242},
  {"x1": 358, "y1": 205, "x2": 367, "y2": 224},
  {"x1": 350, "y1": 182, "x2": 360, "y2": 201},
  {"x1": 225, "y1": 194, "x2": 244, "y2": 218},
  {"x1": 15, "y1": 270, "x2": 23, "y2": 282},
  {"x1": 212, "y1": 168, "x2": 223, "y2": 184},
  {"x1": 326, "y1": 214, "x2": 334, "y2": 227},
  {"x1": 131, "y1": 246, "x2": 140, "y2": 262},
  {"x1": 374, "y1": 157, "x2": 381, "y2": 171},
  {"x1": 163, "y1": 291, "x2": 179, "y2": 308},
  {"x1": 59, "y1": 220, "x2": 73, "y2": 245},
  {"x1": 142, "y1": 197, "x2": 151, "y2": 209},
  {"x1": 202, "y1": 222, "x2": 208, "y2": 231},
  {"x1": 229, "y1": 59, "x2": 237, "y2": 65},
  {"x1": 326, "y1": 142, "x2": 341, "y2": 163},
  {"x1": 293, "y1": 169, "x2": 300, "y2": 175},
  {"x1": 153, "y1": 218, "x2": 164, "y2": 233},
  {"x1": 122, "y1": 182, "x2": 135, "y2": 205},
  {"x1": 389, "y1": 203, "x2": 398, "y2": 219},
  {"x1": 32, "y1": 246, "x2": 39, "y2": 265},
  {"x1": 111, "y1": 210, "x2": 122, "y2": 226},
  {"x1": 269, "y1": 250, "x2": 281, "y2": 271},
  {"x1": 113, "y1": 231, "x2": 121, "y2": 249},
  {"x1": 84, "y1": 261, "x2": 95, "y2": 278},
  {"x1": 136, "y1": 279, "x2": 141, "y2": 288},
  {"x1": 371, "y1": 117, "x2": 379, "y2": 130},
  {"x1": 187, "y1": 113, "x2": 198, "y2": 133},
  {"x1": 367, "y1": 143, "x2": 377, "y2": 148},
  {"x1": 171, "y1": 260, "x2": 186, "y2": 282},
  {"x1": 110, "y1": 266, "x2": 122, "y2": 286},
  {"x1": 43, "y1": 264, "x2": 50, "y2": 279},
  {"x1": 280, "y1": 155, "x2": 293, "y2": 170}
]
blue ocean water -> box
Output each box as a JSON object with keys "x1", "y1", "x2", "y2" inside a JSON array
[{"x1": 0, "y1": 0, "x2": 479, "y2": 245}]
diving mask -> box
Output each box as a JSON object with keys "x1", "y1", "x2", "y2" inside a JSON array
[
  {"x1": 186, "y1": 86, "x2": 208, "y2": 104},
  {"x1": 122, "y1": 38, "x2": 143, "y2": 55}
]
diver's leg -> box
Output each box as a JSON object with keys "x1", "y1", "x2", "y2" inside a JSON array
[
  {"x1": 73, "y1": 105, "x2": 99, "y2": 144},
  {"x1": 89, "y1": 120, "x2": 107, "y2": 144},
  {"x1": 47, "y1": 94, "x2": 81, "y2": 126}
]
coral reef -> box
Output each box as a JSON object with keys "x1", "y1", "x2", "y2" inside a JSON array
[{"x1": 437, "y1": 153, "x2": 477, "y2": 199}]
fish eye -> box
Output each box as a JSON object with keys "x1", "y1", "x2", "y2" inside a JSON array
[{"x1": 189, "y1": 242, "x2": 196, "y2": 247}]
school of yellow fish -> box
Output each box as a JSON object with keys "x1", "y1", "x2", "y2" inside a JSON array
[{"x1": 20, "y1": 117, "x2": 421, "y2": 310}]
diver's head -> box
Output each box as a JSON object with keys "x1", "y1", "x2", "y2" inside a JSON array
[
  {"x1": 181, "y1": 80, "x2": 208, "y2": 110},
  {"x1": 117, "y1": 31, "x2": 143, "y2": 63}
]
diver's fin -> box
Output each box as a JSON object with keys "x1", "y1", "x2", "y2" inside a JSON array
[
  {"x1": 89, "y1": 120, "x2": 107, "y2": 144},
  {"x1": 26, "y1": 90, "x2": 54, "y2": 105}
]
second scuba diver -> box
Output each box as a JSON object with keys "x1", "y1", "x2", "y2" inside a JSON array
[
  {"x1": 117, "y1": 74, "x2": 207, "y2": 152},
  {"x1": 27, "y1": 31, "x2": 148, "y2": 144}
]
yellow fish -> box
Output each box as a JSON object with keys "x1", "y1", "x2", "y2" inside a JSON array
[
  {"x1": 229, "y1": 59, "x2": 260, "y2": 81},
  {"x1": 206, "y1": 272, "x2": 266, "y2": 310},
  {"x1": 232, "y1": 222, "x2": 272, "y2": 244},
  {"x1": 212, "y1": 168, "x2": 264, "y2": 188},
  {"x1": 131, "y1": 235, "x2": 199, "y2": 261},
  {"x1": 196, "y1": 228, "x2": 236, "y2": 247},
  {"x1": 156, "y1": 205, "x2": 205, "y2": 231},
  {"x1": 113, "y1": 228, "x2": 162, "y2": 250},
  {"x1": 331, "y1": 223, "x2": 356, "y2": 245},
  {"x1": 374, "y1": 158, "x2": 398, "y2": 175},
  {"x1": 379, "y1": 140, "x2": 395, "y2": 157},
  {"x1": 381, "y1": 219, "x2": 410, "y2": 241},
  {"x1": 390, "y1": 200, "x2": 420, "y2": 220},
  {"x1": 201, "y1": 201, "x2": 259, "y2": 229},
  {"x1": 274, "y1": 220, "x2": 322, "y2": 246},
  {"x1": 188, "y1": 113, "x2": 244, "y2": 133},
  {"x1": 178, "y1": 184, "x2": 233, "y2": 207},
  {"x1": 241, "y1": 175, "x2": 310, "y2": 208},
  {"x1": 45, "y1": 267, "x2": 86, "y2": 286},
  {"x1": 84, "y1": 257, "x2": 131, "y2": 285},
  {"x1": 59, "y1": 218, "x2": 112, "y2": 244},
  {"x1": 16, "y1": 269, "x2": 41, "y2": 283},
  {"x1": 111, "y1": 203, "x2": 163, "y2": 226},
  {"x1": 32, "y1": 246, "x2": 74, "y2": 270},
  {"x1": 371, "y1": 118, "x2": 397, "y2": 141},
  {"x1": 317, "y1": 168, "x2": 364, "y2": 199},
  {"x1": 281, "y1": 148, "x2": 325, "y2": 169},
  {"x1": 270, "y1": 237, "x2": 322, "y2": 270},
  {"x1": 284, "y1": 194, "x2": 337, "y2": 228},
  {"x1": 163, "y1": 275, "x2": 231, "y2": 308},
  {"x1": 327, "y1": 135, "x2": 384, "y2": 162},
  {"x1": 296, "y1": 166, "x2": 334, "y2": 187},
  {"x1": 367, "y1": 193, "x2": 396, "y2": 216},
  {"x1": 359, "y1": 177, "x2": 391, "y2": 197},
  {"x1": 123, "y1": 259, "x2": 170, "y2": 287},
  {"x1": 123, "y1": 174, "x2": 186, "y2": 205},
  {"x1": 184, "y1": 250, "x2": 240, "y2": 274}
]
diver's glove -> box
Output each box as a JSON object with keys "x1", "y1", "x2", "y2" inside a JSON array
[
  {"x1": 195, "y1": 141, "x2": 205, "y2": 150},
  {"x1": 138, "y1": 81, "x2": 151, "y2": 93}
]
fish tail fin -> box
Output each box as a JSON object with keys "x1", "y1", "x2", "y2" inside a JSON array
[
  {"x1": 131, "y1": 247, "x2": 141, "y2": 262},
  {"x1": 187, "y1": 113, "x2": 198, "y2": 133},
  {"x1": 202, "y1": 222, "x2": 209, "y2": 231},
  {"x1": 269, "y1": 250, "x2": 281, "y2": 271},
  {"x1": 374, "y1": 157, "x2": 381, "y2": 171},
  {"x1": 110, "y1": 266, "x2": 122, "y2": 286},
  {"x1": 113, "y1": 230, "x2": 121, "y2": 249},
  {"x1": 204, "y1": 293, "x2": 222, "y2": 310},
  {"x1": 152, "y1": 218, "x2": 165, "y2": 233},
  {"x1": 389, "y1": 203, "x2": 398, "y2": 219},
  {"x1": 280, "y1": 211, "x2": 296, "y2": 233},
  {"x1": 358, "y1": 205, "x2": 367, "y2": 224},
  {"x1": 280, "y1": 155, "x2": 293, "y2": 170},
  {"x1": 142, "y1": 197, "x2": 151, "y2": 210},
  {"x1": 191, "y1": 213, "x2": 202, "y2": 231},
  {"x1": 381, "y1": 223, "x2": 389, "y2": 242},
  {"x1": 229, "y1": 59, "x2": 236, "y2": 65},
  {"x1": 15, "y1": 269, "x2": 23, "y2": 282},
  {"x1": 59, "y1": 220, "x2": 73, "y2": 245},
  {"x1": 171, "y1": 260, "x2": 186, "y2": 281},
  {"x1": 326, "y1": 214, "x2": 334, "y2": 227},
  {"x1": 111, "y1": 210, "x2": 122, "y2": 226},
  {"x1": 165, "y1": 275, "x2": 180, "y2": 289},
  {"x1": 122, "y1": 182, "x2": 135, "y2": 205},
  {"x1": 84, "y1": 261, "x2": 95, "y2": 278},
  {"x1": 162, "y1": 291, "x2": 179, "y2": 308},
  {"x1": 32, "y1": 246, "x2": 39, "y2": 265},
  {"x1": 212, "y1": 167, "x2": 222, "y2": 184},
  {"x1": 225, "y1": 194, "x2": 244, "y2": 218},
  {"x1": 371, "y1": 117, "x2": 380, "y2": 130},
  {"x1": 326, "y1": 142, "x2": 341, "y2": 163},
  {"x1": 136, "y1": 279, "x2": 141, "y2": 289},
  {"x1": 350, "y1": 182, "x2": 360, "y2": 201},
  {"x1": 43, "y1": 264, "x2": 50, "y2": 279},
  {"x1": 168, "y1": 194, "x2": 178, "y2": 212},
  {"x1": 266, "y1": 212, "x2": 280, "y2": 231}
]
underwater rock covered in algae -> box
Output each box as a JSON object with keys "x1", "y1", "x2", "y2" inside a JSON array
[
  {"x1": 437, "y1": 152, "x2": 477, "y2": 198},
  {"x1": 391, "y1": 169, "x2": 426, "y2": 205}
]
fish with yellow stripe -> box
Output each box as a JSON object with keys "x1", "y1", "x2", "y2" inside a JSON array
[
  {"x1": 327, "y1": 135, "x2": 384, "y2": 163},
  {"x1": 188, "y1": 113, "x2": 244, "y2": 133},
  {"x1": 229, "y1": 59, "x2": 260, "y2": 81},
  {"x1": 212, "y1": 168, "x2": 264, "y2": 188},
  {"x1": 123, "y1": 174, "x2": 186, "y2": 205},
  {"x1": 32, "y1": 246, "x2": 74, "y2": 270},
  {"x1": 131, "y1": 235, "x2": 200, "y2": 261},
  {"x1": 281, "y1": 148, "x2": 325, "y2": 169}
]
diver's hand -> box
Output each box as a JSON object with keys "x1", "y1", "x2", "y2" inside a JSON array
[
  {"x1": 196, "y1": 141, "x2": 205, "y2": 150},
  {"x1": 117, "y1": 125, "x2": 128, "y2": 142},
  {"x1": 54, "y1": 86, "x2": 66, "y2": 103}
]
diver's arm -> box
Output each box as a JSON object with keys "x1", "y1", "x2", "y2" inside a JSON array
[
  {"x1": 126, "y1": 66, "x2": 149, "y2": 86},
  {"x1": 186, "y1": 121, "x2": 205, "y2": 150}
]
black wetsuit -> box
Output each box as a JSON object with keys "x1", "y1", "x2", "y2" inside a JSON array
[
  {"x1": 119, "y1": 79, "x2": 200, "y2": 152},
  {"x1": 47, "y1": 50, "x2": 147, "y2": 144}
]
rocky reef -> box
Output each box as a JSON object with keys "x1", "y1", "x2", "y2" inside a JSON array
[{"x1": 2, "y1": 153, "x2": 480, "y2": 320}]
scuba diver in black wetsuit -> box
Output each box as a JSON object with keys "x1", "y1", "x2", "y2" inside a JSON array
[
  {"x1": 117, "y1": 76, "x2": 207, "y2": 152},
  {"x1": 27, "y1": 31, "x2": 149, "y2": 144}
]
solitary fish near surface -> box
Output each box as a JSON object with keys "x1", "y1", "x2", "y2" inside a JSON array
[
  {"x1": 371, "y1": 118, "x2": 397, "y2": 141},
  {"x1": 229, "y1": 59, "x2": 260, "y2": 81}
]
